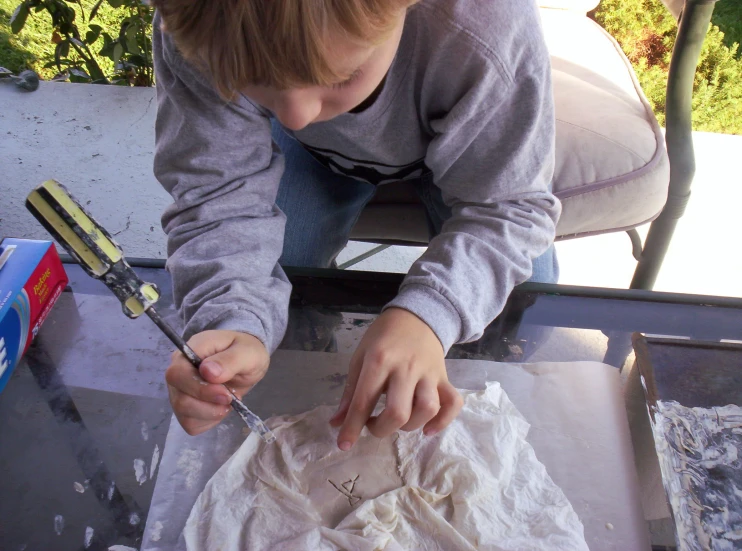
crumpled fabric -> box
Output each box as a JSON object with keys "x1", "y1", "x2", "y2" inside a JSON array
[{"x1": 183, "y1": 383, "x2": 588, "y2": 550}]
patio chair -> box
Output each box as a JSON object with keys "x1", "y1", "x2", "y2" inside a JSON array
[{"x1": 346, "y1": 0, "x2": 718, "y2": 292}]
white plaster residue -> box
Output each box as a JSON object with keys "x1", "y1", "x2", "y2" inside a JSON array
[
  {"x1": 216, "y1": 423, "x2": 232, "y2": 458},
  {"x1": 141, "y1": 420, "x2": 149, "y2": 441},
  {"x1": 107, "y1": 481, "x2": 115, "y2": 500},
  {"x1": 150, "y1": 520, "x2": 164, "y2": 542},
  {"x1": 74, "y1": 481, "x2": 85, "y2": 493},
  {"x1": 150, "y1": 444, "x2": 160, "y2": 480},
  {"x1": 84, "y1": 526, "x2": 94, "y2": 548},
  {"x1": 54, "y1": 514, "x2": 64, "y2": 535},
  {"x1": 133, "y1": 458, "x2": 148, "y2": 485},
  {"x1": 129, "y1": 512, "x2": 140, "y2": 526},
  {"x1": 108, "y1": 546, "x2": 137, "y2": 551},
  {"x1": 177, "y1": 448, "x2": 203, "y2": 490}
]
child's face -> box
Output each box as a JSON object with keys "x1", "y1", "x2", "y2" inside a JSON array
[{"x1": 243, "y1": 13, "x2": 406, "y2": 131}]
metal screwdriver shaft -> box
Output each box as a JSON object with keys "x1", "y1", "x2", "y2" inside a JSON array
[{"x1": 145, "y1": 308, "x2": 275, "y2": 442}]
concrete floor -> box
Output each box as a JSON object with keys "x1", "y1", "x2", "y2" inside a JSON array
[{"x1": 2, "y1": 82, "x2": 741, "y2": 298}]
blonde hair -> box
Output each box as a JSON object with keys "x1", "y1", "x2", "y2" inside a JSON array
[{"x1": 153, "y1": 0, "x2": 417, "y2": 99}]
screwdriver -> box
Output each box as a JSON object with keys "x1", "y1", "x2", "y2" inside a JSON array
[{"x1": 26, "y1": 179, "x2": 275, "y2": 443}]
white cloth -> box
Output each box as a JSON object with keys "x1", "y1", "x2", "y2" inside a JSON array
[{"x1": 183, "y1": 383, "x2": 588, "y2": 550}]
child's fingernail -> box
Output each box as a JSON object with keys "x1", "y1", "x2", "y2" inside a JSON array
[
  {"x1": 338, "y1": 441, "x2": 352, "y2": 451},
  {"x1": 202, "y1": 361, "x2": 222, "y2": 378},
  {"x1": 425, "y1": 428, "x2": 439, "y2": 437},
  {"x1": 214, "y1": 395, "x2": 231, "y2": 406}
]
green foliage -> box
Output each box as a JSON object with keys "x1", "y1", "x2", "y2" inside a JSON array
[
  {"x1": 2, "y1": 0, "x2": 152, "y2": 86},
  {"x1": 712, "y1": 1, "x2": 742, "y2": 58},
  {"x1": 594, "y1": 0, "x2": 742, "y2": 134},
  {"x1": 1, "y1": 0, "x2": 55, "y2": 76}
]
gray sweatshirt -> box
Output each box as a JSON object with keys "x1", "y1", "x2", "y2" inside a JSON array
[{"x1": 153, "y1": 0, "x2": 560, "y2": 353}]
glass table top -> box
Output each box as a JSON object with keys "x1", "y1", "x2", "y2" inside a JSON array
[{"x1": 2, "y1": 262, "x2": 741, "y2": 550}]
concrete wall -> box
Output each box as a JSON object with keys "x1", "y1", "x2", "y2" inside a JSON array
[{"x1": 1, "y1": 82, "x2": 169, "y2": 258}]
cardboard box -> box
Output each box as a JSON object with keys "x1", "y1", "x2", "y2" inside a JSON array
[{"x1": 0, "y1": 239, "x2": 69, "y2": 393}]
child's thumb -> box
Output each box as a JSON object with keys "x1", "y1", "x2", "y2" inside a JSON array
[
  {"x1": 199, "y1": 346, "x2": 258, "y2": 386},
  {"x1": 199, "y1": 359, "x2": 228, "y2": 384}
]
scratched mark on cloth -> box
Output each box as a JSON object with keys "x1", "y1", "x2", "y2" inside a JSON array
[{"x1": 328, "y1": 475, "x2": 361, "y2": 506}]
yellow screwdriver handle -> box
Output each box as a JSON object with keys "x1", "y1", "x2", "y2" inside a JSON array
[{"x1": 26, "y1": 180, "x2": 160, "y2": 318}]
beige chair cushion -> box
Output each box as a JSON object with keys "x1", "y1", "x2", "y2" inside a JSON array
[
  {"x1": 351, "y1": 184, "x2": 431, "y2": 244},
  {"x1": 542, "y1": 8, "x2": 669, "y2": 239},
  {"x1": 351, "y1": 7, "x2": 670, "y2": 244}
]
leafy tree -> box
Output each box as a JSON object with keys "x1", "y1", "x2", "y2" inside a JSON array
[
  {"x1": 594, "y1": 0, "x2": 742, "y2": 134},
  {"x1": 9, "y1": 0, "x2": 152, "y2": 85}
]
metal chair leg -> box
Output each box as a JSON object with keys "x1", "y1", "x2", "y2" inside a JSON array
[
  {"x1": 630, "y1": 0, "x2": 718, "y2": 290},
  {"x1": 627, "y1": 229, "x2": 643, "y2": 262},
  {"x1": 337, "y1": 244, "x2": 391, "y2": 270}
]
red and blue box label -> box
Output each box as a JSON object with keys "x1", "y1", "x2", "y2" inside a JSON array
[{"x1": 0, "y1": 239, "x2": 68, "y2": 393}]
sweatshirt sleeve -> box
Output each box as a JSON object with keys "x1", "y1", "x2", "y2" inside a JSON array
[
  {"x1": 385, "y1": 29, "x2": 561, "y2": 352},
  {"x1": 152, "y1": 17, "x2": 291, "y2": 352}
]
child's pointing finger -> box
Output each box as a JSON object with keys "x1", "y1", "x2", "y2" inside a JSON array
[{"x1": 336, "y1": 359, "x2": 386, "y2": 450}]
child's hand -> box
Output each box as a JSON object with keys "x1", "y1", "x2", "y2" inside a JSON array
[
  {"x1": 165, "y1": 330, "x2": 269, "y2": 436},
  {"x1": 329, "y1": 308, "x2": 463, "y2": 450}
]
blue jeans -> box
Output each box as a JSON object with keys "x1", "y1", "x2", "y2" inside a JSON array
[{"x1": 273, "y1": 121, "x2": 558, "y2": 283}]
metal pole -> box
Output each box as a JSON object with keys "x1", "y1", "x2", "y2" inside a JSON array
[{"x1": 630, "y1": 0, "x2": 718, "y2": 290}]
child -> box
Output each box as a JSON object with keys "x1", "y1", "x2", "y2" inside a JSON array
[{"x1": 152, "y1": 0, "x2": 560, "y2": 450}]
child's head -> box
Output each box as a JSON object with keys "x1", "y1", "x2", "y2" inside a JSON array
[{"x1": 154, "y1": 0, "x2": 418, "y2": 129}]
